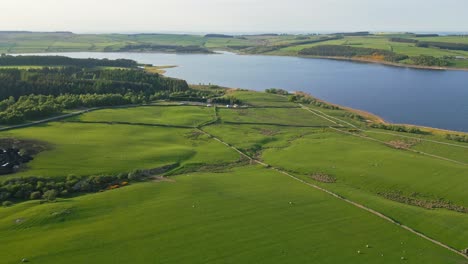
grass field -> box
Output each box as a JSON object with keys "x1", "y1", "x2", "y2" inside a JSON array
[
  {"x1": 0, "y1": 122, "x2": 239, "y2": 178},
  {"x1": 226, "y1": 90, "x2": 296, "y2": 107},
  {"x1": 1, "y1": 90, "x2": 467, "y2": 263},
  {"x1": 73, "y1": 105, "x2": 215, "y2": 127},
  {"x1": 260, "y1": 131, "x2": 468, "y2": 205},
  {"x1": 219, "y1": 107, "x2": 336, "y2": 127},
  {"x1": 1, "y1": 166, "x2": 466, "y2": 264}
]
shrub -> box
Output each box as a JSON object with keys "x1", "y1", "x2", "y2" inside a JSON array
[
  {"x1": 2, "y1": 201, "x2": 13, "y2": 207},
  {"x1": 127, "y1": 169, "x2": 144, "y2": 181},
  {"x1": 30, "y1": 191, "x2": 42, "y2": 200},
  {"x1": 42, "y1": 190, "x2": 58, "y2": 202}
]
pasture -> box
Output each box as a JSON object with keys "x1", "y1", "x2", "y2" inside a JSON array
[
  {"x1": 219, "y1": 107, "x2": 336, "y2": 127},
  {"x1": 0, "y1": 166, "x2": 465, "y2": 264},
  {"x1": 0, "y1": 122, "x2": 239, "y2": 178},
  {"x1": 74, "y1": 105, "x2": 215, "y2": 127}
]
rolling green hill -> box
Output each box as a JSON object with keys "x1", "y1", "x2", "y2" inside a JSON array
[
  {"x1": 0, "y1": 58, "x2": 467, "y2": 263},
  {"x1": 0, "y1": 90, "x2": 467, "y2": 263}
]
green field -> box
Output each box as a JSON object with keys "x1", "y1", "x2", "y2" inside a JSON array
[
  {"x1": 219, "y1": 107, "x2": 336, "y2": 127},
  {"x1": 0, "y1": 122, "x2": 239, "y2": 178},
  {"x1": 1, "y1": 90, "x2": 467, "y2": 263},
  {"x1": 1, "y1": 166, "x2": 466, "y2": 264},
  {"x1": 74, "y1": 105, "x2": 215, "y2": 127}
]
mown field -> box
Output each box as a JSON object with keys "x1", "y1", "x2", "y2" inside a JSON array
[{"x1": 1, "y1": 90, "x2": 467, "y2": 263}]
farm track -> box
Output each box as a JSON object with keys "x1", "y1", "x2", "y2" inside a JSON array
[
  {"x1": 65, "y1": 120, "x2": 195, "y2": 129},
  {"x1": 221, "y1": 121, "x2": 340, "y2": 128},
  {"x1": 197, "y1": 127, "x2": 468, "y2": 260},
  {"x1": 299, "y1": 104, "x2": 468, "y2": 165},
  {"x1": 300, "y1": 104, "x2": 468, "y2": 149},
  {"x1": 328, "y1": 126, "x2": 468, "y2": 166},
  {"x1": 0, "y1": 108, "x2": 99, "y2": 132}
]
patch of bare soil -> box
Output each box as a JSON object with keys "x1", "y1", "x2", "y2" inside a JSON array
[
  {"x1": 150, "y1": 176, "x2": 176, "y2": 183},
  {"x1": 185, "y1": 130, "x2": 205, "y2": 140},
  {"x1": 310, "y1": 173, "x2": 336, "y2": 183},
  {"x1": 258, "y1": 128, "x2": 279, "y2": 136},
  {"x1": 387, "y1": 139, "x2": 420, "y2": 149}
]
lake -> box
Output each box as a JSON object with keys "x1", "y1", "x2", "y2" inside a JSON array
[{"x1": 21, "y1": 52, "x2": 468, "y2": 132}]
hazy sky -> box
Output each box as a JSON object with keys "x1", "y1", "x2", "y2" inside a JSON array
[{"x1": 2, "y1": 0, "x2": 467, "y2": 33}]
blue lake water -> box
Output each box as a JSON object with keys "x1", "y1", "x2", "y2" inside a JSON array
[{"x1": 23, "y1": 52, "x2": 468, "y2": 132}]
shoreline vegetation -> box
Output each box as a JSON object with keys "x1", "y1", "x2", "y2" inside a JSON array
[{"x1": 296, "y1": 55, "x2": 468, "y2": 72}]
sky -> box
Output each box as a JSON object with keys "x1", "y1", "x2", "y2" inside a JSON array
[{"x1": 1, "y1": 0, "x2": 467, "y2": 33}]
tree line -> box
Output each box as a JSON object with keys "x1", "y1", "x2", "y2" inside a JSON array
[
  {"x1": 0, "y1": 67, "x2": 189, "y2": 100},
  {"x1": 0, "y1": 164, "x2": 177, "y2": 206},
  {"x1": 265, "y1": 88, "x2": 290, "y2": 95},
  {"x1": 370, "y1": 123, "x2": 428, "y2": 134},
  {"x1": 298, "y1": 45, "x2": 409, "y2": 62},
  {"x1": 410, "y1": 55, "x2": 450, "y2": 66},
  {"x1": 288, "y1": 93, "x2": 340, "y2": 110},
  {"x1": 0, "y1": 93, "x2": 149, "y2": 124},
  {"x1": 389, "y1": 38, "x2": 468, "y2": 51},
  {"x1": 416, "y1": 41, "x2": 468, "y2": 51},
  {"x1": 0, "y1": 55, "x2": 137, "y2": 68},
  {"x1": 117, "y1": 44, "x2": 213, "y2": 54}
]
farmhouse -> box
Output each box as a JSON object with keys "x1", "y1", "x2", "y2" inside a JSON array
[{"x1": 0, "y1": 148, "x2": 32, "y2": 175}]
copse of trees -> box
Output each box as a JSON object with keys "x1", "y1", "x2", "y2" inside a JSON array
[
  {"x1": 410, "y1": 55, "x2": 450, "y2": 67},
  {"x1": 0, "y1": 67, "x2": 189, "y2": 100},
  {"x1": 445, "y1": 134, "x2": 468, "y2": 143},
  {"x1": 0, "y1": 174, "x2": 125, "y2": 204},
  {"x1": 389, "y1": 38, "x2": 418, "y2": 43},
  {"x1": 204, "y1": 34, "x2": 234, "y2": 38},
  {"x1": 211, "y1": 95, "x2": 241, "y2": 105},
  {"x1": 0, "y1": 165, "x2": 178, "y2": 205},
  {"x1": 265, "y1": 88, "x2": 290, "y2": 95},
  {"x1": 415, "y1": 34, "x2": 439, "y2": 37},
  {"x1": 0, "y1": 55, "x2": 137, "y2": 68},
  {"x1": 416, "y1": 41, "x2": 468, "y2": 51},
  {"x1": 298, "y1": 45, "x2": 409, "y2": 62},
  {"x1": 288, "y1": 93, "x2": 340, "y2": 110},
  {"x1": 0, "y1": 93, "x2": 149, "y2": 124},
  {"x1": 117, "y1": 44, "x2": 213, "y2": 54}
]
